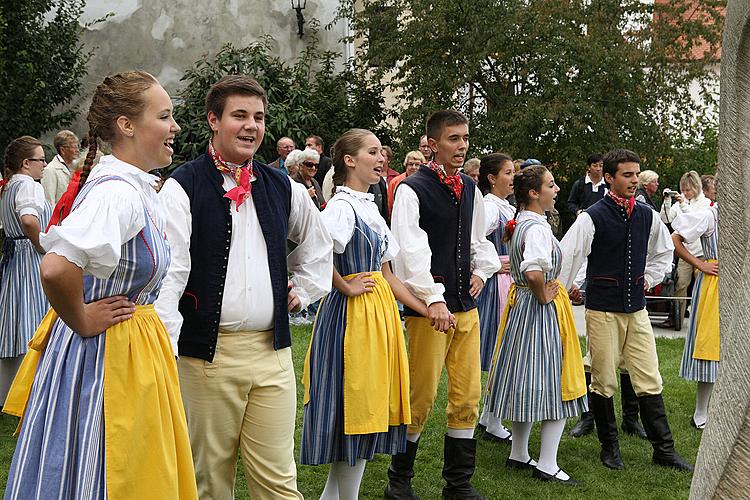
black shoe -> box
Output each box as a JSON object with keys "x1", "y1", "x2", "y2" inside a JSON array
[
  {"x1": 569, "y1": 411, "x2": 595, "y2": 437},
  {"x1": 441, "y1": 435, "x2": 486, "y2": 500},
  {"x1": 532, "y1": 468, "x2": 580, "y2": 486},
  {"x1": 690, "y1": 417, "x2": 706, "y2": 430},
  {"x1": 385, "y1": 440, "x2": 420, "y2": 500},
  {"x1": 474, "y1": 423, "x2": 486, "y2": 437},
  {"x1": 639, "y1": 394, "x2": 694, "y2": 472},
  {"x1": 506, "y1": 457, "x2": 536, "y2": 470},
  {"x1": 481, "y1": 430, "x2": 512, "y2": 444},
  {"x1": 590, "y1": 392, "x2": 625, "y2": 470},
  {"x1": 620, "y1": 373, "x2": 648, "y2": 440}
]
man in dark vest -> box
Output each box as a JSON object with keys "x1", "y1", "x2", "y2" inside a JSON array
[
  {"x1": 155, "y1": 75, "x2": 333, "y2": 499},
  {"x1": 559, "y1": 149, "x2": 692, "y2": 472},
  {"x1": 387, "y1": 110, "x2": 500, "y2": 500}
]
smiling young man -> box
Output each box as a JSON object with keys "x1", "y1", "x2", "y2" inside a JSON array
[
  {"x1": 387, "y1": 110, "x2": 500, "y2": 500},
  {"x1": 559, "y1": 149, "x2": 693, "y2": 473},
  {"x1": 154, "y1": 75, "x2": 333, "y2": 499}
]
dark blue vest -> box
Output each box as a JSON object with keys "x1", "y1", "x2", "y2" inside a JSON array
[
  {"x1": 170, "y1": 153, "x2": 292, "y2": 362},
  {"x1": 400, "y1": 166, "x2": 476, "y2": 314},
  {"x1": 585, "y1": 196, "x2": 653, "y2": 313}
]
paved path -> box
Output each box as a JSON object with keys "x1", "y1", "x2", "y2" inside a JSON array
[{"x1": 571, "y1": 304, "x2": 687, "y2": 340}]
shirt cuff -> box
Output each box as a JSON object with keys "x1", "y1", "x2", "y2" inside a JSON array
[
  {"x1": 472, "y1": 270, "x2": 489, "y2": 283},
  {"x1": 18, "y1": 208, "x2": 39, "y2": 218},
  {"x1": 521, "y1": 264, "x2": 544, "y2": 273},
  {"x1": 292, "y1": 286, "x2": 310, "y2": 312},
  {"x1": 426, "y1": 293, "x2": 445, "y2": 306}
]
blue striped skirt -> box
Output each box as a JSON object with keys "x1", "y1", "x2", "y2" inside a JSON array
[
  {"x1": 300, "y1": 289, "x2": 407, "y2": 466},
  {"x1": 0, "y1": 240, "x2": 49, "y2": 358},
  {"x1": 477, "y1": 265, "x2": 513, "y2": 372},
  {"x1": 679, "y1": 271, "x2": 719, "y2": 383},
  {"x1": 5, "y1": 320, "x2": 106, "y2": 500},
  {"x1": 487, "y1": 288, "x2": 586, "y2": 422}
]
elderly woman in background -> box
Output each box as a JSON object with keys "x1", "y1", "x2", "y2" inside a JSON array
[
  {"x1": 462, "y1": 158, "x2": 480, "y2": 184},
  {"x1": 701, "y1": 174, "x2": 716, "y2": 204},
  {"x1": 387, "y1": 150, "x2": 425, "y2": 216},
  {"x1": 289, "y1": 148, "x2": 325, "y2": 210},
  {"x1": 635, "y1": 170, "x2": 659, "y2": 210},
  {"x1": 660, "y1": 170, "x2": 711, "y2": 324}
]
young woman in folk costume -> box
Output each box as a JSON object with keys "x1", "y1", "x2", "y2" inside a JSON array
[
  {"x1": 0, "y1": 137, "x2": 51, "y2": 406},
  {"x1": 301, "y1": 128, "x2": 440, "y2": 500},
  {"x1": 486, "y1": 165, "x2": 587, "y2": 486},
  {"x1": 672, "y1": 203, "x2": 719, "y2": 430},
  {"x1": 3, "y1": 72, "x2": 197, "y2": 500},
  {"x1": 475, "y1": 153, "x2": 515, "y2": 444}
]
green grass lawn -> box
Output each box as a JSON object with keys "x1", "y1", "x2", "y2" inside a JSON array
[{"x1": 0, "y1": 327, "x2": 700, "y2": 499}]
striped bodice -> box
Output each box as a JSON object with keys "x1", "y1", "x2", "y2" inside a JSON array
[
  {"x1": 487, "y1": 213, "x2": 509, "y2": 257},
  {"x1": 0, "y1": 179, "x2": 51, "y2": 238},
  {"x1": 700, "y1": 208, "x2": 718, "y2": 260},
  {"x1": 508, "y1": 220, "x2": 561, "y2": 285},
  {"x1": 333, "y1": 206, "x2": 385, "y2": 275},
  {"x1": 74, "y1": 176, "x2": 170, "y2": 305}
]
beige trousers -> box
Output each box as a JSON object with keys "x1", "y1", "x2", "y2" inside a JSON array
[
  {"x1": 178, "y1": 330, "x2": 303, "y2": 500},
  {"x1": 585, "y1": 309, "x2": 663, "y2": 398},
  {"x1": 675, "y1": 257, "x2": 696, "y2": 320},
  {"x1": 405, "y1": 310, "x2": 481, "y2": 434}
]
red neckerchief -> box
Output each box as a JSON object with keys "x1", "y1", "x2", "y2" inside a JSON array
[
  {"x1": 608, "y1": 191, "x2": 635, "y2": 217},
  {"x1": 426, "y1": 160, "x2": 463, "y2": 200},
  {"x1": 208, "y1": 139, "x2": 253, "y2": 211}
]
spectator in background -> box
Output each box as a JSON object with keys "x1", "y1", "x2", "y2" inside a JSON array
[
  {"x1": 701, "y1": 174, "x2": 716, "y2": 204},
  {"x1": 381, "y1": 146, "x2": 401, "y2": 185},
  {"x1": 306, "y1": 135, "x2": 333, "y2": 186},
  {"x1": 635, "y1": 170, "x2": 659, "y2": 210},
  {"x1": 660, "y1": 170, "x2": 711, "y2": 323},
  {"x1": 41, "y1": 130, "x2": 79, "y2": 205},
  {"x1": 418, "y1": 134, "x2": 432, "y2": 161},
  {"x1": 462, "y1": 158, "x2": 480, "y2": 184},
  {"x1": 269, "y1": 136, "x2": 295, "y2": 175},
  {"x1": 290, "y1": 148, "x2": 325, "y2": 210},
  {"x1": 566, "y1": 154, "x2": 606, "y2": 216},
  {"x1": 387, "y1": 151, "x2": 425, "y2": 216}
]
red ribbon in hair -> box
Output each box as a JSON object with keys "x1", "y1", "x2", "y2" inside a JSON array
[
  {"x1": 0, "y1": 179, "x2": 8, "y2": 189},
  {"x1": 506, "y1": 219, "x2": 517, "y2": 237}
]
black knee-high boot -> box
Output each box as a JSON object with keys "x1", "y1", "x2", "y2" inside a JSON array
[
  {"x1": 385, "y1": 440, "x2": 420, "y2": 499},
  {"x1": 638, "y1": 394, "x2": 693, "y2": 471},
  {"x1": 442, "y1": 435, "x2": 486, "y2": 500},
  {"x1": 570, "y1": 372, "x2": 595, "y2": 437},
  {"x1": 590, "y1": 392, "x2": 625, "y2": 470},
  {"x1": 620, "y1": 372, "x2": 647, "y2": 439}
]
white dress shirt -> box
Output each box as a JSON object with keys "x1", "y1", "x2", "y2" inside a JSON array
[
  {"x1": 660, "y1": 192, "x2": 711, "y2": 257},
  {"x1": 390, "y1": 183, "x2": 501, "y2": 306},
  {"x1": 41, "y1": 155, "x2": 162, "y2": 279},
  {"x1": 584, "y1": 173, "x2": 607, "y2": 194},
  {"x1": 322, "y1": 186, "x2": 399, "y2": 263},
  {"x1": 558, "y1": 208, "x2": 674, "y2": 290},
  {"x1": 154, "y1": 170, "x2": 333, "y2": 349},
  {"x1": 8, "y1": 174, "x2": 47, "y2": 219},
  {"x1": 483, "y1": 193, "x2": 516, "y2": 236}
]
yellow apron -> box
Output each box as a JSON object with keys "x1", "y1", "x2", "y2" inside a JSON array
[
  {"x1": 491, "y1": 281, "x2": 586, "y2": 401},
  {"x1": 692, "y1": 260, "x2": 720, "y2": 361},
  {"x1": 303, "y1": 271, "x2": 410, "y2": 434},
  {"x1": 4, "y1": 305, "x2": 198, "y2": 500}
]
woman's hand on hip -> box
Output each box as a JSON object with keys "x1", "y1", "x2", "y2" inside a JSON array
[{"x1": 75, "y1": 296, "x2": 136, "y2": 337}]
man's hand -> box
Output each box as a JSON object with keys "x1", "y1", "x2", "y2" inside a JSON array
[
  {"x1": 287, "y1": 280, "x2": 301, "y2": 312},
  {"x1": 427, "y1": 302, "x2": 454, "y2": 333},
  {"x1": 568, "y1": 285, "x2": 582, "y2": 303},
  {"x1": 499, "y1": 261, "x2": 511, "y2": 274},
  {"x1": 469, "y1": 274, "x2": 484, "y2": 298}
]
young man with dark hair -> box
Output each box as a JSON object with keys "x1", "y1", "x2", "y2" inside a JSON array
[
  {"x1": 567, "y1": 153, "x2": 606, "y2": 216},
  {"x1": 155, "y1": 74, "x2": 333, "y2": 499},
  {"x1": 387, "y1": 109, "x2": 500, "y2": 499},
  {"x1": 559, "y1": 148, "x2": 693, "y2": 472}
]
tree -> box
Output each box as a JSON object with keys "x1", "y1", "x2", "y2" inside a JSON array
[
  {"x1": 170, "y1": 27, "x2": 390, "y2": 169},
  {"x1": 335, "y1": 0, "x2": 724, "y2": 216},
  {"x1": 0, "y1": 0, "x2": 92, "y2": 152}
]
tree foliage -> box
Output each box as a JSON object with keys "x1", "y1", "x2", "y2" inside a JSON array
[
  {"x1": 336, "y1": 0, "x2": 724, "y2": 212},
  {"x1": 170, "y1": 25, "x2": 389, "y2": 169},
  {"x1": 0, "y1": 0, "x2": 92, "y2": 153}
]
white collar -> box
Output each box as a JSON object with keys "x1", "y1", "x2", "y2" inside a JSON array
[
  {"x1": 89, "y1": 155, "x2": 160, "y2": 189},
  {"x1": 517, "y1": 209, "x2": 550, "y2": 227},
  {"x1": 336, "y1": 185, "x2": 375, "y2": 202},
  {"x1": 585, "y1": 173, "x2": 606, "y2": 188},
  {"x1": 485, "y1": 193, "x2": 511, "y2": 208},
  {"x1": 10, "y1": 173, "x2": 34, "y2": 183}
]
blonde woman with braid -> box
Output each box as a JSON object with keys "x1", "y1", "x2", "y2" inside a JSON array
[
  {"x1": 0, "y1": 137, "x2": 51, "y2": 405},
  {"x1": 3, "y1": 72, "x2": 197, "y2": 499}
]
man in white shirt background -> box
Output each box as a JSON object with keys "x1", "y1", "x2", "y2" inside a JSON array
[
  {"x1": 41, "y1": 130, "x2": 79, "y2": 205},
  {"x1": 155, "y1": 75, "x2": 333, "y2": 500}
]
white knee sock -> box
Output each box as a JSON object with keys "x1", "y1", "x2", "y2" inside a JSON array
[
  {"x1": 479, "y1": 403, "x2": 490, "y2": 427},
  {"x1": 320, "y1": 460, "x2": 366, "y2": 500},
  {"x1": 694, "y1": 382, "x2": 714, "y2": 426},
  {"x1": 486, "y1": 415, "x2": 512, "y2": 439},
  {"x1": 446, "y1": 427, "x2": 475, "y2": 439},
  {"x1": 406, "y1": 432, "x2": 420, "y2": 443},
  {"x1": 508, "y1": 421, "x2": 535, "y2": 465},
  {"x1": 537, "y1": 419, "x2": 569, "y2": 480}
]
